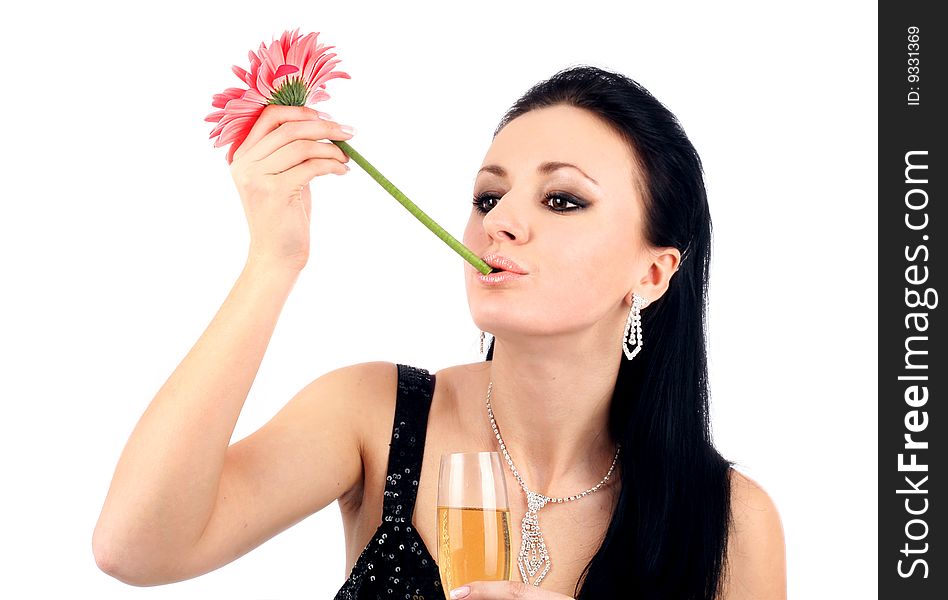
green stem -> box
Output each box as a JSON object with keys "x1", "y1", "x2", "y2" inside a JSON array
[{"x1": 331, "y1": 139, "x2": 493, "y2": 276}]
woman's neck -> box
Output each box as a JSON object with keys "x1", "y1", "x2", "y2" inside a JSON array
[{"x1": 466, "y1": 334, "x2": 622, "y2": 497}]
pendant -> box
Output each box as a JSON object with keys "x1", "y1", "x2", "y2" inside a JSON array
[{"x1": 518, "y1": 491, "x2": 552, "y2": 586}]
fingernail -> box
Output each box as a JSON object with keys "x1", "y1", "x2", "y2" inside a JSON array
[
  {"x1": 340, "y1": 124, "x2": 356, "y2": 136},
  {"x1": 449, "y1": 586, "x2": 470, "y2": 599},
  {"x1": 316, "y1": 110, "x2": 333, "y2": 120}
]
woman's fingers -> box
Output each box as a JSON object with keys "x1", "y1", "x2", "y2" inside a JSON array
[
  {"x1": 231, "y1": 104, "x2": 321, "y2": 163},
  {"x1": 449, "y1": 580, "x2": 575, "y2": 600},
  {"x1": 278, "y1": 156, "x2": 350, "y2": 190},
  {"x1": 255, "y1": 135, "x2": 350, "y2": 175},
  {"x1": 238, "y1": 112, "x2": 353, "y2": 165}
]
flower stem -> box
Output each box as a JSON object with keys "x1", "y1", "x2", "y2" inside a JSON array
[{"x1": 331, "y1": 140, "x2": 493, "y2": 276}]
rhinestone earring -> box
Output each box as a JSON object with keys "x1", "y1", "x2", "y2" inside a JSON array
[
  {"x1": 623, "y1": 293, "x2": 648, "y2": 360},
  {"x1": 480, "y1": 331, "x2": 491, "y2": 355}
]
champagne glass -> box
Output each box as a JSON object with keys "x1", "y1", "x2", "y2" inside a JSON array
[{"x1": 437, "y1": 452, "x2": 512, "y2": 591}]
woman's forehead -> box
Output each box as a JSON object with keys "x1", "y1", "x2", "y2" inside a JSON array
[{"x1": 482, "y1": 106, "x2": 644, "y2": 190}]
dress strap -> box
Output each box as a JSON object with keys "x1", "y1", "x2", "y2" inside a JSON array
[{"x1": 382, "y1": 364, "x2": 436, "y2": 525}]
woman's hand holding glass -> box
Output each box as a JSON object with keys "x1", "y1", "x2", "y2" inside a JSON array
[{"x1": 448, "y1": 580, "x2": 576, "y2": 600}]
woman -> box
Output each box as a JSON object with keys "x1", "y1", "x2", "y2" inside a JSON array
[{"x1": 93, "y1": 65, "x2": 786, "y2": 599}]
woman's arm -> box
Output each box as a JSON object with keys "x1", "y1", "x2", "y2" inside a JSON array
[
  {"x1": 93, "y1": 105, "x2": 360, "y2": 586},
  {"x1": 92, "y1": 258, "x2": 391, "y2": 586},
  {"x1": 92, "y1": 258, "x2": 300, "y2": 581}
]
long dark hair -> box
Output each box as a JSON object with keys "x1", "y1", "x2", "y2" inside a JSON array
[{"x1": 484, "y1": 65, "x2": 734, "y2": 599}]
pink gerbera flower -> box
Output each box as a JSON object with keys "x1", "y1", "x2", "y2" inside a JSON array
[
  {"x1": 205, "y1": 28, "x2": 351, "y2": 164},
  {"x1": 203, "y1": 29, "x2": 494, "y2": 276}
]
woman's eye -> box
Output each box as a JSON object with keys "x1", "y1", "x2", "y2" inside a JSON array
[
  {"x1": 471, "y1": 193, "x2": 499, "y2": 214},
  {"x1": 545, "y1": 193, "x2": 583, "y2": 212},
  {"x1": 471, "y1": 192, "x2": 585, "y2": 214}
]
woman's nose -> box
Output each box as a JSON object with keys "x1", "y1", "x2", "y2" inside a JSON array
[{"x1": 482, "y1": 196, "x2": 528, "y2": 243}]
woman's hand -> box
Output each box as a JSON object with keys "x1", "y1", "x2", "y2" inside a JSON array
[
  {"x1": 449, "y1": 581, "x2": 575, "y2": 600},
  {"x1": 228, "y1": 104, "x2": 354, "y2": 272}
]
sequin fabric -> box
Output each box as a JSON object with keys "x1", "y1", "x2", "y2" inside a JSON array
[{"x1": 334, "y1": 364, "x2": 446, "y2": 600}]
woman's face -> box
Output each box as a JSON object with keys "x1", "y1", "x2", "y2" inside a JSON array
[{"x1": 463, "y1": 104, "x2": 657, "y2": 343}]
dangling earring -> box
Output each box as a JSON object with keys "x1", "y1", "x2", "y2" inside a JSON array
[
  {"x1": 480, "y1": 331, "x2": 491, "y2": 355},
  {"x1": 623, "y1": 293, "x2": 648, "y2": 360}
]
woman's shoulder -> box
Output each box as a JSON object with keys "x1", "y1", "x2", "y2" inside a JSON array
[
  {"x1": 327, "y1": 359, "x2": 483, "y2": 422},
  {"x1": 721, "y1": 468, "x2": 787, "y2": 599},
  {"x1": 328, "y1": 359, "x2": 484, "y2": 389},
  {"x1": 727, "y1": 469, "x2": 784, "y2": 544},
  {"x1": 330, "y1": 360, "x2": 482, "y2": 493}
]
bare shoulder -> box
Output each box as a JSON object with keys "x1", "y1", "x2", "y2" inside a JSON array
[
  {"x1": 343, "y1": 359, "x2": 469, "y2": 446},
  {"x1": 720, "y1": 468, "x2": 787, "y2": 600},
  {"x1": 339, "y1": 361, "x2": 467, "y2": 510},
  {"x1": 325, "y1": 360, "x2": 400, "y2": 459}
]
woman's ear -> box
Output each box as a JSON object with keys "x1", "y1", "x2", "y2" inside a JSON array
[{"x1": 632, "y1": 246, "x2": 681, "y2": 304}]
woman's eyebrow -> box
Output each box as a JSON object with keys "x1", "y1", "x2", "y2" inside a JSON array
[{"x1": 477, "y1": 161, "x2": 599, "y2": 187}]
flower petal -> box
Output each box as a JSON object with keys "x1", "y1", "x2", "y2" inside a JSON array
[
  {"x1": 242, "y1": 88, "x2": 269, "y2": 104},
  {"x1": 259, "y1": 40, "x2": 282, "y2": 77},
  {"x1": 287, "y1": 31, "x2": 319, "y2": 67},
  {"x1": 208, "y1": 120, "x2": 226, "y2": 137},
  {"x1": 307, "y1": 88, "x2": 330, "y2": 104},
  {"x1": 232, "y1": 65, "x2": 252, "y2": 87},
  {"x1": 302, "y1": 51, "x2": 338, "y2": 86},
  {"x1": 223, "y1": 99, "x2": 266, "y2": 117},
  {"x1": 210, "y1": 88, "x2": 243, "y2": 109},
  {"x1": 312, "y1": 67, "x2": 350, "y2": 89},
  {"x1": 215, "y1": 115, "x2": 255, "y2": 146},
  {"x1": 274, "y1": 64, "x2": 299, "y2": 79}
]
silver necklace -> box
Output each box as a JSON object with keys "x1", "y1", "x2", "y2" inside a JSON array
[{"x1": 485, "y1": 380, "x2": 621, "y2": 587}]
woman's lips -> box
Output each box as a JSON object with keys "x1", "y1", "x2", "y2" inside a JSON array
[
  {"x1": 482, "y1": 253, "x2": 528, "y2": 274},
  {"x1": 476, "y1": 270, "x2": 526, "y2": 285}
]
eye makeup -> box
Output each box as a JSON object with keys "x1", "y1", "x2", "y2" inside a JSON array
[{"x1": 471, "y1": 191, "x2": 589, "y2": 215}]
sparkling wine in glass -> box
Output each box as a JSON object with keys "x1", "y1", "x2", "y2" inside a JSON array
[{"x1": 437, "y1": 451, "x2": 512, "y2": 591}]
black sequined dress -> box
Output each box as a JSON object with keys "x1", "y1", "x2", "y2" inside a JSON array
[{"x1": 334, "y1": 364, "x2": 447, "y2": 600}]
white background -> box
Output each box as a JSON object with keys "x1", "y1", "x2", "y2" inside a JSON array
[{"x1": 0, "y1": 1, "x2": 877, "y2": 598}]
